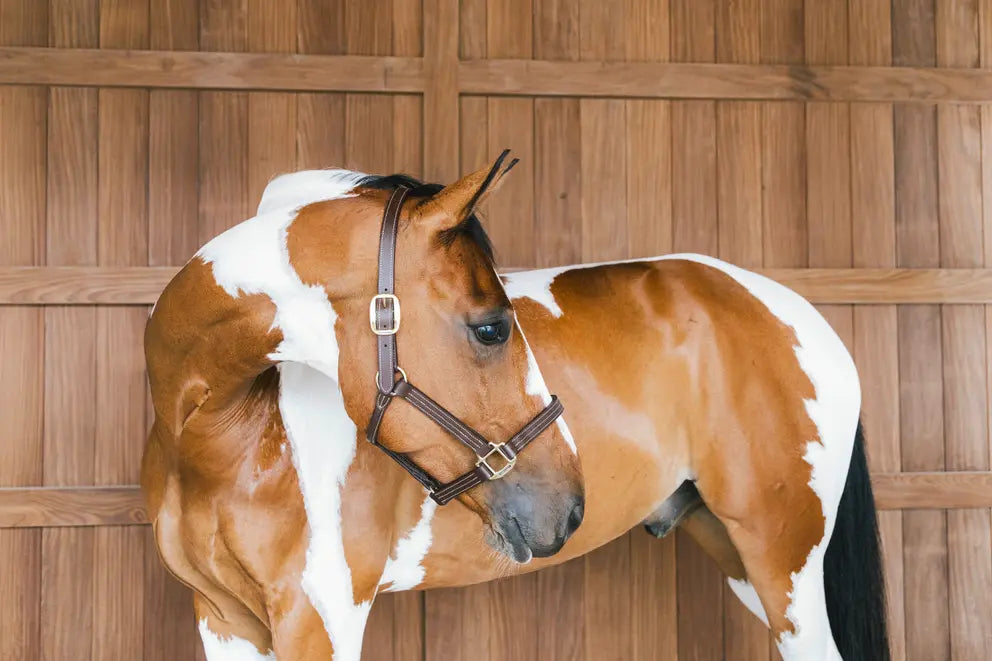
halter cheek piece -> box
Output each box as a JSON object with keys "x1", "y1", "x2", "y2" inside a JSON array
[{"x1": 365, "y1": 185, "x2": 565, "y2": 505}]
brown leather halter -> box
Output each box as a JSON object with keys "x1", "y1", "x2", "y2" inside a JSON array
[{"x1": 365, "y1": 185, "x2": 565, "y2": 505}]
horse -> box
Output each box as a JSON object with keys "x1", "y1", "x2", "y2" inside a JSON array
[{"x1": 142, "y1": 152, "x2": 888, "y2": 661}]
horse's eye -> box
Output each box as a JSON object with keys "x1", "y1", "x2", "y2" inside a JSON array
[{"x1": 472, "y1": 321, "x2": 508, "y2": 345}]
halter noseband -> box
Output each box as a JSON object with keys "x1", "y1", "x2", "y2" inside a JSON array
[{"x1": 365, "y1": 185, "x2": 565, "y2": 505}]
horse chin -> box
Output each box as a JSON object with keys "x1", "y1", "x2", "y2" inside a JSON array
[{"x1": 484, "y1": 522, "x2": 533, "y2": 564}]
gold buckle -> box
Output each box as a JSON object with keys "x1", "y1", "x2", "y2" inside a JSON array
[
  {"x1": 477, "y1": 443, "x2": 517, "y2": 480},
  {"x1": 369, "y1": 294, "x2": 401, "y2": 335}
]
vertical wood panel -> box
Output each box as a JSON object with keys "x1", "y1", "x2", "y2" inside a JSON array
[
  {"x1": 670, "y1": 0, "x2": 717, "y2": 257},
  {"x1": 760, "y1": 0, "x2": 806, "y2": 269},
  {"x1": 893, "y1": 3, "x2": 950, "y2": 660},
  {"x1": 805, "y1": 0, "x2": 852, "y2": 347},
  {"x1": 849, "y1": 4, "x2": 904, "y2": 650},
  {"x1": 199, "y1": 0, "x2": 249, "y2": 243},
  {"x1": 94, "y1": 5, "x2": 150, "y2": 657},
  {"x1": 533, "y1": 0, "x2": 581, "y2": 269},
  {"x1": 936, "y1": 4, "x2": 992, "y2": 659},
  {"x1": 0, "y1": 6, "x2": 46, "y2": 657},
  {"x1": 247, "y1": 0, "x2": 298, "y2": 206},
  {"x1": 145, "y1": 3, "x2": 201, "y2": 657}
]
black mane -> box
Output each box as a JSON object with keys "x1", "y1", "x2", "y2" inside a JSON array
[{"x1": 357, "y1": 173, "x2": 496, "y2": 263}]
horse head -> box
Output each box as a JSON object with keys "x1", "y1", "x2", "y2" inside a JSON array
[{"x1": 287, "y1": 153, "x2": 585, "y2": 563}]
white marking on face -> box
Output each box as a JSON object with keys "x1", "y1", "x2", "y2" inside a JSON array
[
  {"x1": 728, "y1": 578, "x2": 770, "y2": 627},
  {"x1": 197, "y1": 170, "x2": 376, "y2": 661},
  {"x1": 378, "y1": 494, "x2": 438, "y2": 592},
  {"x1": 198, "y1": 619, "x2": 276, "y2": 661}
]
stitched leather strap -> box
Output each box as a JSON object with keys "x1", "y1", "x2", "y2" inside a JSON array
[
  {"x1": 373, "y1": 186, "x2": 410, "y2": 392},
  {"x1": 365, "y1": 183, "x2": 565, "y2": 505}
]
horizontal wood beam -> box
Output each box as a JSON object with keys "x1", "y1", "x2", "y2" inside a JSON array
[
  {"x1": 0, "y1": 47, "x2": 425, "y2": 93},
  {"x1": 1, "y1": 473, "x2": 989, "y2": 527},
  {"x1": 0, "y1": 266, "x2": 177, "y2": 304},
  {"x1": 871, "y1": 472, "x2": 992, "y2": 510},
  {"x1": 0, "y1": 487, "x2": 148, "y2": 528},
  {"x1": 460, "y1": 60, "x2": 992, "y2": 103},
  {"x1": 5, "y1": 48, "x2": 992, "y2": 104},
  {"x1": 4, "y1": 267, "x2": 992, "y2": 305}
]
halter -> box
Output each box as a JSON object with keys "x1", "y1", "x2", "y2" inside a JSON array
[{"x1": 365, "y1": 185, "x2": 565, "y2": 505}]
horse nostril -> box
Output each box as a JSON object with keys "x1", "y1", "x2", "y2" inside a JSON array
[{"x1": 566, "y1": 501, "x2": 584, "y2": 537}]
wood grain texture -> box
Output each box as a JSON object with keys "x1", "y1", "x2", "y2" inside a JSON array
[
  {"x1": 894, "y1": 3, "x2": 950, "y2": 658},
  {"x1": 0, "y1": 46, "x2": 426, "y2": 91},
  {"x1": 936, "y1": 4, "x2": 992, "y2": 658},
  {"x1": 457, "y1": 58, "x2": 992, "y2": 102},
  {"x1": 3, "y1": 473, "x2": 987, "y2": 529}
]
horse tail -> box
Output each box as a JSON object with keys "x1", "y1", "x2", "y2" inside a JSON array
[{"x1": 823, "y1": 418, "x2": 890, "y2": 660}]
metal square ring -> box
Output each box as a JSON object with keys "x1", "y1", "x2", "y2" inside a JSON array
[
  {"x1": 477, "y1": 443, "x2": 517, "y2": 480},
  {"x1": 369, "y1": 294, "x2": 401, "y2": 335}
]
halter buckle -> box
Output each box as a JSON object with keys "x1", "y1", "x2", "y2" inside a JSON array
[
  {"x1": 370, "y1": 294, "x2": 401, "y2": 335},
  {"x1": 477, "y1": 443, "x2": 517, "y2": 480}
]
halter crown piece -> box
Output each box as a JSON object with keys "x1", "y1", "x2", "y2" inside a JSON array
[{"x1": 365, "y1": 184, "x2": 565, "y2": 505}]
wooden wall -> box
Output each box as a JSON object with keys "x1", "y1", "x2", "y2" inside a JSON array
[{"x1": 1, "y1": 0, "x2": 991, "y2": 659}]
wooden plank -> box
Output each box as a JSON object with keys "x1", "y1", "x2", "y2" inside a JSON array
[
  {"x1": 247, "y1": 0, "x2": 297, "y2": 210},
  {"x1": 2, "y1": 473, "x2": 987, "y2": 529},
  {"x1": 936, "y1": 4, "x2": 992, "y2": 658},
  {"x1": 456, "y1": 58, "x2": 992, "y2": 102},
  {"x1": 95, "y1": 5, "x2": 150, "y2": 657},
  {"x1": 423, "y1": 0, "x2": 458, "y2": 182},
  {"x1": 11, "y1": 266, "x2": 992, "y2": 305},
  {"x1": 0, "y1": 46, "x2": 425, "y2": 91},
  {"x1": 296, "y1": 93, "x2": 346, "y2": 170},
  {"x1": 145, "y1": 3, "x2": 200, "y2": 657},
  {"x1": 849, "y1": 2, "x2": 902, "y2": 645},
  {"x1": 11, "y1": 45, "x2": 992, "y2": 102},
  {"x1": 893, "y1": 3, "x2": 949, "y2": 659},
  {"x1": 623, "y1": 0, "x2": 671, "y2": 259},
  {"x1": 0, "y1": 68, "x2": 45, "y2": 643}
]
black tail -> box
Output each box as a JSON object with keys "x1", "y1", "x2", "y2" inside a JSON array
[{"x1": 823, "y1": 420, "x2": 890, "y2": 660}]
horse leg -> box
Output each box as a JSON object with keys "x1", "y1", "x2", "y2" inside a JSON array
[
  {"x1": 645, "y1": 489, "x2": 766, "y2": 623},
  {"x1": 194, "y1": 594, "x2": 275, "y2": 661},
  {"x1": 266, "y1": 581, "x2": 374, "y2": 661}
]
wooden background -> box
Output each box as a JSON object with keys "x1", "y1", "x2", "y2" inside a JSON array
[{"x1": 2, "y1": 0, "x2": 992, "y2": 659}]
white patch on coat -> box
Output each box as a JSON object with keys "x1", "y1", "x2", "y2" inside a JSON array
[
  {"x1": 728, "y1": 578, "x2": 770, "y2": 627},
  {"x1": 256, "y1": 169, "x2": 367, "y2": 216},
  {"x1": 279, "y1": 362, "x2": 372, "y2": 661},
  {"x1": 517, "y1": 320, "x2": 577, "y2": 455},
  {"x1": 378, "y1": 494, "x2": 438, "y2": 592},
  {"x1": 197, "y1": 170, "x2": 376, "y2": 661},
  {"x1": 506, "y1": 253, "x2": 858, "y2": 659},
  {"x1": 198, "y1": 619, "x2": 276, "y2": 661}
]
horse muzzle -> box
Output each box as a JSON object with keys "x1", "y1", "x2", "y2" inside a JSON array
[{"x1": 485, "y1": 478, "x2": 585, "y2": 563}]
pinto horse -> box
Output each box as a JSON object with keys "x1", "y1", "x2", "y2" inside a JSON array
[{"x1": 142, "y1": 153, "x2": 888, "y2": 661}]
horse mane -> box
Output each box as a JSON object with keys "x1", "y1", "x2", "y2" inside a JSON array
[{"x1": 356, "y1": 173, "x2": 497, "y2": 264}]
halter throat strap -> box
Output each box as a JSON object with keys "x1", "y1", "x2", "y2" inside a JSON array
[{"x1": 365, "y1": 185, "x2": 564, "y2": 505}]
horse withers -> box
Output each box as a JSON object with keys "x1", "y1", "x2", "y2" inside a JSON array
[
  {"x1": 143, "y1": 154, "x2": 889, "y2": 661},
  {"x1": 142, "y1": 153, "x2": 583, "y2": 660}
]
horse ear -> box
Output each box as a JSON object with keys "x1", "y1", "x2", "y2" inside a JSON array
[{"x1": 412, "y1": 149, "x2": 518, "y2": 231}]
